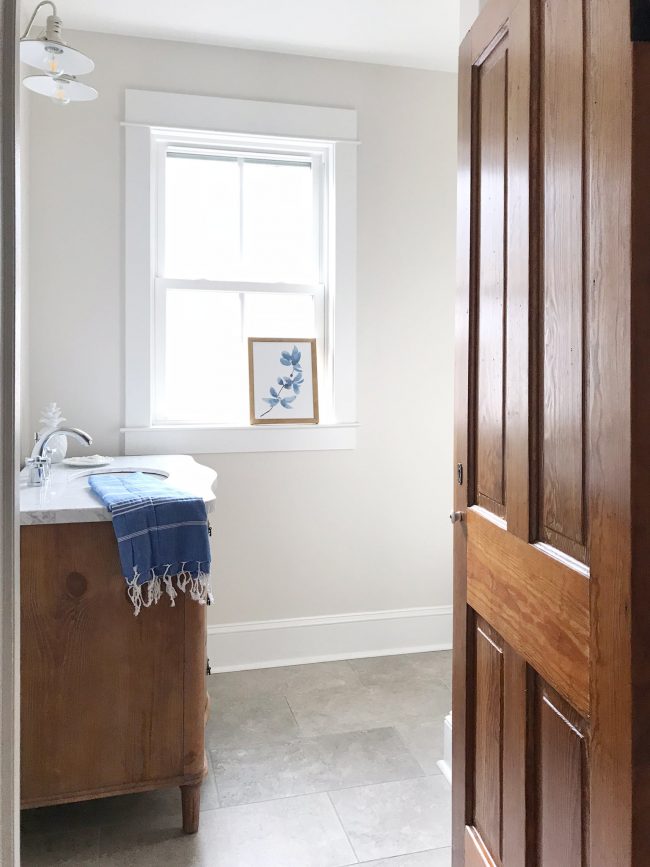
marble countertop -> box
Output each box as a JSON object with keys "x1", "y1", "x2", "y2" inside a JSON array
[{"x1": 20, "y1": 455, "x2": 217, "y2": 526}]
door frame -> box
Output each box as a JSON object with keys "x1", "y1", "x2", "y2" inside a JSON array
[
  {"x1": 453, "y1": 0, "x2": 639, "y2": 864},
  {"x1": 0, "y1": 0, "x2": 20, "y2": 863}
]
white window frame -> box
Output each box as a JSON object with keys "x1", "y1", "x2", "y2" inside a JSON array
[{"x1": 123, "y1": 89, "x2": 358, "y2": 454}]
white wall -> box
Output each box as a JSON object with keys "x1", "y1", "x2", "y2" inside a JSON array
[
  {"x1": 25, "y1": 33, "x2": 457, "y2": 664},
  {"x1": 19, "y1": 68, "x2": 30, "y2": 462},
  {"x1": 460, "y1": 0, "x2": 487, "y2": 37}
]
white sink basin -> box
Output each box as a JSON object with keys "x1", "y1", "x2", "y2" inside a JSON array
[{"x1": 71, "y1": 467, "x2": 170, "y2": 480}]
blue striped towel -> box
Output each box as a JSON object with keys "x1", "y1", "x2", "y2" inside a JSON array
[{"x1": 89, "y1": 472, "x2": 212, "y2": 615}]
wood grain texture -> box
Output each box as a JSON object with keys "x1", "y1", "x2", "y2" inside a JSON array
[
  {"x1": 540, "y1": 0, "x2": 588, "y2": 559},
  {"x1": 20, "y1": 523, "x2": 206, "y2": 824},
  {"x1": 588, "y1": 2, "x2": 633, "y2": 865},
  {"x1": 465, "y1": 825, "x2": 499, "y2": 867},
  {"x1": 467, "y1": 508, "x2": 589, "y2": 716},
  {"x1": 476, "y1": 40, "x2": 508, "y2": 516},
  {"x1": 473, "y1": 623, "x2": 504, "y2": 861},
  {"x1": 536, "y1": 684, "x2": 587, "y2": 867},
  {"x1": 505, "y1": 0, "x2": 536, "y2": 543},
  {"x1": 181, "y1": 782, "x2": 201, "y2": 835},
  {"x1": 540, "y1": 0, "x2": 587, "y2": 560},
  {"x1": 502, "y1": 645, "x2": 529, "y2": 867},
  {"x1": 457, "y1": 0, "x2": 650, "y2": 864}
]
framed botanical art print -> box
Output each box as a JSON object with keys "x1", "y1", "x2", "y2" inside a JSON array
[{"x1": 248, "y1": 338, "x2": 319, "y2": 425}]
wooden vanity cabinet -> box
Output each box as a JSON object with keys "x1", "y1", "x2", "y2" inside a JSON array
[{"x1": 20, "y1": 521, "x2": 208, "y2": 833}]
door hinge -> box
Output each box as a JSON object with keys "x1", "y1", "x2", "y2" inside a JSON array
[{"x1": 457, "y1": 463, "x2": 464, "y2": 486}]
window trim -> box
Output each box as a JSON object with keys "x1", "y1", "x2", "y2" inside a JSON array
[{"x1": 123, "y1": 90, "x2": 358, "y2": 454}]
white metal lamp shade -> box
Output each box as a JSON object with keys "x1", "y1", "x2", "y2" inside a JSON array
[
  {"x1": 23, "y1": 74, "x2": 97, "y2": 104},
  {"x1": 20, "y1": 2, "x2": 97, "y2": 104},
  {"x1": 20, "y1": 37, "x2": 94, "y2": 77}
]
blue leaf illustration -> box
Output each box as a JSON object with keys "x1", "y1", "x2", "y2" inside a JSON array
[
  {"x1": 291, "y1": 346, "x2": 302, "y2": 364},
  {"x1": 293, "y1": 384, "x2": 301, "y2": 394},
  {"x1": 280, "y1": 357, "x2": 291, "y2": 366},
  {"x1": 283, "y1": 377, "x2": 293, "y2": 388},
  {"x1": 281, "y1": 351, "x2": 292, "y2": 361},
  {"x1": 293, "y1": 364, "x2": 303, "y2": 372},
  {"x1": 263, "y1": 398, "x2": 280, "y2": 406},
  {"x1": 280, "y1": 397, "x2": 296, "y2": 408},
  {"x1": 270, "y1": 387, "x2": 279, "y2": 398},
  {"x1": 277, "y1": 377, "x2": 284, "y2": 386}
]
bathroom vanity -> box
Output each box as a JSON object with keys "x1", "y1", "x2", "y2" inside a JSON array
[{"x1": 19, "y1": 455, "x2": 217, "y2": 833}]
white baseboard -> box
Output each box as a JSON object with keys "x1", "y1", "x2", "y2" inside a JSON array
[
  {"x1": 437, "y1": 712, "x2": 453, "y2": 785},
  {"x1": 207, "y1": 605, "x2": 453, "y2": 672}
]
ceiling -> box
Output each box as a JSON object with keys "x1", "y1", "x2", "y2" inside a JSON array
[{"x1": 23, "y1": 0, "x2": 461, "y2": 72}]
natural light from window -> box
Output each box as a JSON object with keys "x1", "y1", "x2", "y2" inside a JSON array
[{"x1": 156, "y1": 146, "x2": 323, "y2": 424}]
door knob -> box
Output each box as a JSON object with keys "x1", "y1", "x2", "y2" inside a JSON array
[{"x1": 449, "y1": 511, "x2": 464, "y2": 524}]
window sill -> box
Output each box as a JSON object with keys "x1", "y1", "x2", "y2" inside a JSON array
[{"x1": 122, "y1": 422, "x2": 358, "y2": 455}]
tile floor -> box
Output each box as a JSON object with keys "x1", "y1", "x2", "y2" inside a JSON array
[{"x1": 21, "y1": 651, "x2": 452, "y2": 866}]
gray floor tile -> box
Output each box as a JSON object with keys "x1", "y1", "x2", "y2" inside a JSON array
[
  {"x1": 396, "y1": 716, "x2": 446, "y2": 775},
  {"x1": 20, "y1": 827, "x2": 100, "y2": 866},
  {"x1": 23, "y1": 651, "x2": 453, "y2": 866},
  {"x1": 98, "y1": 793, "x2": 357, "y2": 867},
  {"x1": 330, "y1": 776, "x2": 451, "y2": 862},
  {"x1": 213, "y1": 726, "x2": 424, "y2": 807},
  {"x1": 208, "y1": 660, "x2": 363, "y2": 701},
  {"x1": 287, "y1": 680, "x2": 451, "y2": 738},
  {"x1": 359, "y1": 848, "x2": 451, "y2": 866},
  {"x1": 349, "y1": 652, "x2": 452, "y2": 690},
  {"x1": 205, "y1": 693, "x2": 300, "y2": 749}
]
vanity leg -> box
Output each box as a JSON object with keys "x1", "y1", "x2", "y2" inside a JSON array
[{"x1": 180, "y1": 782, "x2": 201, "y2": 834}]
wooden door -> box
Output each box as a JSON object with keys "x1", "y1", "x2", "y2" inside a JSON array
[{"x1": 454, "y1": 1, "x2": 650, "y2": 864}]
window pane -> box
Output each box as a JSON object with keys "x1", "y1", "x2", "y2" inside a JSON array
[
  {"x1": 160, "y1": 289, "x2": 246, "y2": 423},
  {"x1": 242, "y1": 161, "x2": 315, "y2": 283},
  {"x1": 164, "y1": 155, "x2": 240, "y2": 280},
  {"x1": 244, "y1": 292, "x2": 316, "y2": 339}
]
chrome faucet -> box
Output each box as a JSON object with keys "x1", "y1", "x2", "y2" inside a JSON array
[{"x1": 26, "y1": 427, "x2": 93, "y2": 486}]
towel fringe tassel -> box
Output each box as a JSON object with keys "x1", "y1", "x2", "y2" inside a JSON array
[{"x1": 126, "y1": 564, "x2": 212, "y2": 616}]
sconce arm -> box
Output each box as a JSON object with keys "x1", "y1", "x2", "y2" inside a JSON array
[{"x1": 21, "y1": 1, "x2": 58, "y2": 40}]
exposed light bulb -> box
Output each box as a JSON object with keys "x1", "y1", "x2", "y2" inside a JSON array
[
  {"x1": 43, "y1": 44, "x2": 64, "y2": 75},
  {"x1": 50, "y1": 80, "x2": 70, "y2": 105}
]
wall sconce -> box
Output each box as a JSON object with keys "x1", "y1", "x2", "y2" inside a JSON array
[{"x1": 20, "y1": 1, "x2": 97, "y2": 104}]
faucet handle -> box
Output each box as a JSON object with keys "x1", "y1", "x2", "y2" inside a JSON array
[{"x1": 25, "y1": 455, "x2": 51, "y2": 486}]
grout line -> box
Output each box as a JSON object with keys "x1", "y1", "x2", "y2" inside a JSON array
[
  {"x1": 284, "y1": 694, "x2": 302, "y2": 731},
  {"x1": 354, "y1": 843, "x2": 452, "y2": 864},
  {"x1": 326, "y1": 790, "x2": 361, "y2": 865}
]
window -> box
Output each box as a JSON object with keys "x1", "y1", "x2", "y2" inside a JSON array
[
  {"x1": 155, "y1": 141, "x2": 325, "y2": 425},
  {"x1": 124, "y1": 90, "x2": 357, "y2": 454}
]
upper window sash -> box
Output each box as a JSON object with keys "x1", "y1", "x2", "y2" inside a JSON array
[{"x1": 153, "y1": 135, "x2": 329, "y2": 287}]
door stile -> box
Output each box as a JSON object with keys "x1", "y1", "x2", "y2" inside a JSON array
[
  {"x1": 587, "y1": 2, "x2": 633, "y2": 864},
  {"x1": 630, "y1": 40, "x2": 650, "y2": 867},
  {"x1": 502, "y1": 6, "x2": 536, "y2": 860},
  {"x1": 452, "y1": 29, "x2": 473, "y2": 867}
]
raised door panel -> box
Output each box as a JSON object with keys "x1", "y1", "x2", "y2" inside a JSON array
[
  {"x1": 540, "y1": 0, "x2": 588, "y2": 562},
  {"x1": 535, "y1": 683, "x2": 588, "y2": 866},
  {"x1": 472, "y1": 619, "x2": 504, "y2": 862},
  {"x1": 474, "y1": 35, "x2": 509, "y2": 520}
]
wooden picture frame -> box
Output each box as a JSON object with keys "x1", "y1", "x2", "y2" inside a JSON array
[{"x1": 248, "y1": 338, "x2": 319, "y2": 425}]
